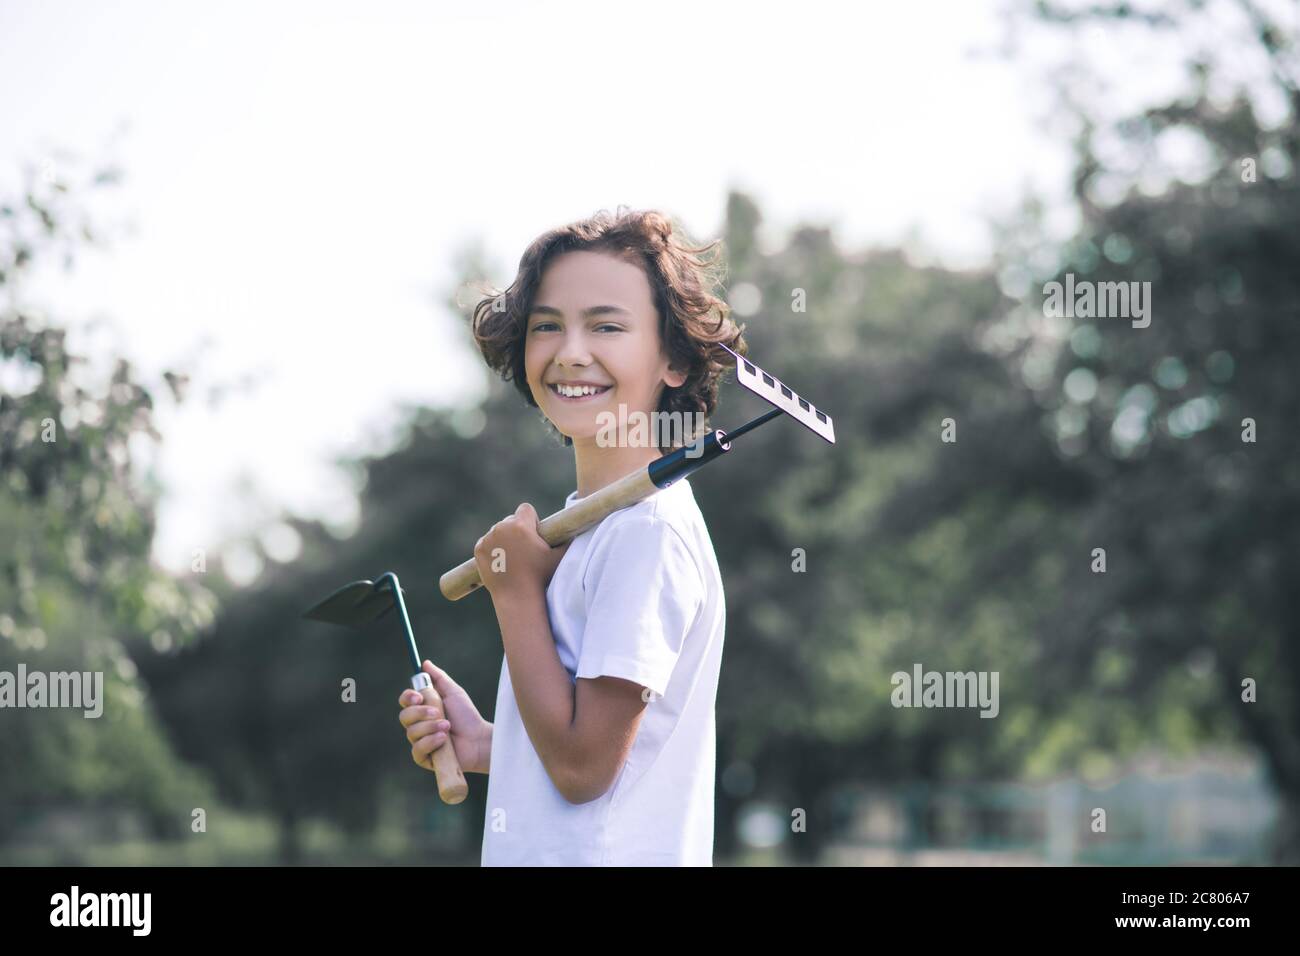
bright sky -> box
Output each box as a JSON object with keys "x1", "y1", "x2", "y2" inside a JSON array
[{"x1": 2, "y1": 0, "x2": 1279, "y2": 582}]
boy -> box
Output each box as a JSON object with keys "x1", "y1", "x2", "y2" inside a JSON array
[{"x1": 397, "y1": 207, "x2": 747, "y2": 865}]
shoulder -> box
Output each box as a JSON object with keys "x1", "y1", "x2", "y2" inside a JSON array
[
  {"x1": 594, "y1": 487, "x2": 702, "y2": 568},
  {"x1": 582, "y1": 512, "x2": 704, "y2": 604},
  {"x1": 590, "y1": 506, "x2": 693, "y2": 562}
]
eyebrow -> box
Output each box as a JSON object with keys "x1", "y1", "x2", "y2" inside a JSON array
[{"x1": 528, "y1": 305, "x2": 633, "y2": 320}]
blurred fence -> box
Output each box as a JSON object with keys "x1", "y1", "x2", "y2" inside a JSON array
[{"x1": 821, "y1": 750, "x2": 1277, "y2": 865}]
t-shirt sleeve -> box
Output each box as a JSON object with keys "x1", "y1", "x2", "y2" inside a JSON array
[{"x1": 574, "y1": 513, "x2": 704, "y2": 699}]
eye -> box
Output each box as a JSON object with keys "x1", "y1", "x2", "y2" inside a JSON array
[{"x1": 529, "y1": 322, "x2": 622, "y2": 333}]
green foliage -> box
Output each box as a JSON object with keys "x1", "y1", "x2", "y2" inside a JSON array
[{"x1": 0, "y1": 158, "x2": 218, "y2": 850}]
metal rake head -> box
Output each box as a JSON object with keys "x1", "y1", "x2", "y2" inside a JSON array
[{"x1": 719, "y1": 343, "x2": 835, "y2": 444}]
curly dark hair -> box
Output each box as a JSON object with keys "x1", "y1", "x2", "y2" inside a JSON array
[{"x1": 468, "y1": 206, "x2": 748, "y2": 448}]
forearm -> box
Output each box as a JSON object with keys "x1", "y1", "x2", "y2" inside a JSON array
[{"x1": 492, "y1": 585, "x2": 577, "y2": 788}]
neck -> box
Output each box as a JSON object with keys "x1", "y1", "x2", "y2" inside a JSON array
[{"x1": 570, "y1": 436, "x2": 669, "y2": 499}]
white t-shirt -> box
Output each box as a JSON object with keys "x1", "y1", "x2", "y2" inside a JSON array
[{"x1": 480, "y1": 476, "x2": 726, "y2": 866}]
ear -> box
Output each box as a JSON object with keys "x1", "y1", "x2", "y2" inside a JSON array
[{"x1": 664, "y1": 364, "x2": 688, "y2": 389}]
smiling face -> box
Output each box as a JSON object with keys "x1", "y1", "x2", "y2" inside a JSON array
[{"x1": 524, "y1": 250, "x2": 686, "y2": 447}]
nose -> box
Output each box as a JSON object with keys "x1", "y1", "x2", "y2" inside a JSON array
[{"x1": 555, "y1": 327, "x2": 594, "y2": 368}]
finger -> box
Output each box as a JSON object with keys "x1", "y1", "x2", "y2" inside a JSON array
[
  {"x1": 406, "y1": 718, "x2": 451, "y2": 744},
  {"x1": 413, "y1": 731, "x2": 449, "y2": 757},
  {"x1": 422, "y1": 659, "x2": 457, "y2": 695},
  {"x1": 412, "y1": 746, "x2": 435, "y2": 771},
  {"x1": 522, "y1": 502, "x2": 546, "y2": 535},
  {"x1": 398, "y1": 704, "x2": 433, "y2": 727}
]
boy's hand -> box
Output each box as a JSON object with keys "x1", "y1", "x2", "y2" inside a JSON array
[
  {"x1": 398, "y1": 660, "x2": 492, "y2": 775},
  {"x1": 473, "y1": 502, "x2": 571, "y2": 601}
]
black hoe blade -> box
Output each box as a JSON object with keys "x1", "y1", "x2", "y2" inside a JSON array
[{"x1": 302, "y1": 579, "x2": 403, "y2": 630}]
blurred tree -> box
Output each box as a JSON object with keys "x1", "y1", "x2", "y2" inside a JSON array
[
  {"x1": 0, "y1": 153, "x2": 218, "y2": 856},
  {"x1": 1022, "y1": 0, "x2": 1300, "y2": 861},
  {"x1": 843, "y1": 0, "x2": 1300, "y2": 859}
]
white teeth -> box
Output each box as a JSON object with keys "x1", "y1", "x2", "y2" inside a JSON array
[{"x1": 554, "y1": 384, "x2": 607, "y2": 397}]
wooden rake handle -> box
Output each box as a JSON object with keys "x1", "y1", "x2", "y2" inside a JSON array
[{"x1": 439, "y1": 467, "x2": 660, "y2": 601}]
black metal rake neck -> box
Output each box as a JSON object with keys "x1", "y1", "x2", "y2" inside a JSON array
[{"x1": 646, "y1": 407, "x2": 785, "y2": 490}]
